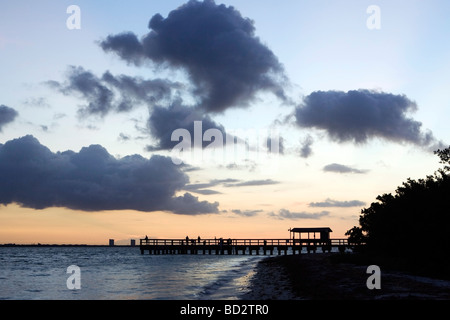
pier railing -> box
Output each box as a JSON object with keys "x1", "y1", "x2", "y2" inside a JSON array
[
  {"x1": 139, "y1": 238, "x2": 352, "y2": 255},
  {"x1": 140, "y1": 238, "x2": 349, "y2": 246}
]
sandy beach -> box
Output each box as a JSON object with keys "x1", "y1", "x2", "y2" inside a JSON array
[{"x1": 241, "y1": 253, "x2": 450, "y2": 300}]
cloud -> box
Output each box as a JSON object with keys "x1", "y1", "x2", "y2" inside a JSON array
[
  {"x1": 200, "y1": 178, "x2": 240, "y2": 187},
  {"x1": 48, "y1": 66, "x2": 180, "y2": 117},
  {"x1": 0, "y1": 105, "x2": 18, "y2": 132},
  {"x1": 188, "y1": 189, "x2": 221, "y2": 195},
  {"x1": 183, "y1": 182, "x2": 222, "y2": 195},
  {"x1": 146, "y1": 101, "x2": 226, "y2": 151},
  {"x1": 269, "y1": 209, "x2": 329, "y2": 220},
  {"x1": 295, "y1": 89, "x2": 444, "y2": 149},
  {"x1": 299, "y1": 134, "x2": 314, "y2": 158},
  {"x1": 118, "y1": 132, "x2": 131, "y2": 142},
  {"x1": 165, "y1": 193, "x2": 219, "y2": 215},
  {"x1": 309, "y1": 198, "x2": 366, "y2": 208},
  {"x1": 98, "y1": 32, "x2": 144, "y2": 64},
  {"x1": 0, "y1": 135, "x2": 218, "y2": 215},
  {"x1": 221, "y1": 160, "x2": 257, "y2": 172},
  {"x1": 22, "y1": 97, "x2": 50, "y2": 108},
  {"x1": 323, "y1": 163, "x2": 368, "y2": 174},
  {"x1": 101, "y1": 71, "x2": 182, "y2": 111},
  {"x1": 183, "y1": 177, "x2": 277, "y2": 193},
  {"x1": 231, "y1": 209, "x2": 262, "y2": 217},
  {"x1": 224, "y1": 179, "x2": 279, "y2": 187},
  {"x1": 100, "y1": 0, "x2": 288, "y2": 113}
]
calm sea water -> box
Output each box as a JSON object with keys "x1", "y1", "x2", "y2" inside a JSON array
[{"x1": 0, "y1": 246, "x2": 264, "y2": 300}]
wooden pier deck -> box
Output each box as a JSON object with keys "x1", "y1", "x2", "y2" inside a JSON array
[{"x1": 139, "y1": 238, "x2": 350, "y2": 255}]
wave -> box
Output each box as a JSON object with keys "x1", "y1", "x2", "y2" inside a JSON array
[{"x1": 195, "y1": 256, "x2": 263, "y2": 300}]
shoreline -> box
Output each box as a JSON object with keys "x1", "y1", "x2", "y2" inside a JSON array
[{"x1": 241, "y1": 253, "x2": 450, "y2": 300}]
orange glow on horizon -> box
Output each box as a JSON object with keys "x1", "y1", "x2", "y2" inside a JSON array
[{"x1": 0, "y1": 203, "x2": 356, "y2": 245}]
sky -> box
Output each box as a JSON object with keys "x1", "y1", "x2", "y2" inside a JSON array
[{"x1": 0, "y1": 0, "x2": 449, "y2": 244}]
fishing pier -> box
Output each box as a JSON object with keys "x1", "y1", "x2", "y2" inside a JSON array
[{"x1": 140, "y1": 227, "x2": 351, "y2": 255}]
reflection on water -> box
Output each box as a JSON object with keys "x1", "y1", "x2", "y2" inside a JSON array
[{"x1": 0, "y1": 246, "x2": 263, "y2": 300}]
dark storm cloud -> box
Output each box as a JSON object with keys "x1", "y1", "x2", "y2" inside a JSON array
[
  {"x1": 98, "y1": 32, "x2": 144, "y2": 64},
  {"x1": 323, "y1": 163, "x2": 368, "y2": 174},
  {"x1": 101, "y1": 71, "x2": 181, "y2": 111},
  {"x1": 47, "y1": 67, "x2": 113, "y2": 117},
  {"x1": 295, "y1": 89, "x2": 443, "y2": 149},
  {"x1": 47, "y1": 66, "x2": 179, "y2": 117},
  {"x1": 0, "y1": 105, "x2": 18, "y2": 132},
  {"x1": 309, "y1": 198, "x2": 366, "y2": 208},
  {"x1": 164, "y1": 193, "x2": 219, "y2": 215},
  {"x1": 0, "y1": 135, "x2": 218, "y2": 215},
  {"x1": 100, "y1": 0, "x2": 288, "y2": 113},
  {"x1": 146, "y1": 101, "x2": 226, "y2": 150}
]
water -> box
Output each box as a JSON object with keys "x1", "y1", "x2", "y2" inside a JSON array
[{"x1": 0, "y1": 246, "x2": 264, "y2": 300}]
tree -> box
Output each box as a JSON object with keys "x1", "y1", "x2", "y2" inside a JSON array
[
  {"x1": 345, "y1": 226, "x2": 366, "y2": 245},
  {"x1": 346, "y1": 146, "x2": 450, "y2": 276},
  {"x1": 435, "y1": 147, "x2": 450, "y2": 172}
]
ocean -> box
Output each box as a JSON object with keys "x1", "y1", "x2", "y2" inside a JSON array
[{"x1": 0, "y1": 246, "x2": 265, "y2": 300}]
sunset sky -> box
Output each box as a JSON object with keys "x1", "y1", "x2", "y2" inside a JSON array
[{"x1": 1, "y1": 0, "x2": 449, "y2": 244}]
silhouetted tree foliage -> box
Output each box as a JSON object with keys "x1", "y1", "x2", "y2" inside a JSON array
[
  {"x1": 346, "y1": 147, "x2": 450, "y2": 275},
  {"x1": 435, "y1": 147, "x2": 450, "y2": 173}
]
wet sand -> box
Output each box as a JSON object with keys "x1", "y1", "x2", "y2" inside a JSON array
[{"x1": 241, "y1": 253, "x2": 450, "y2": 300}]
